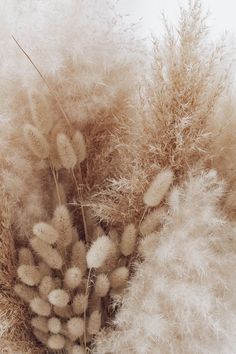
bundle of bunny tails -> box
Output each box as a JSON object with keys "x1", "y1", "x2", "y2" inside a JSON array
[{"x1": 1, "y1": 0, "x2": 236, "y2": 353}]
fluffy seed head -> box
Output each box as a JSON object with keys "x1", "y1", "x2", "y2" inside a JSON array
[
  {"x1": 72, "y1": 130, "x2": 87, "y2": 163},
  {"x1": 54, "y1": 305, "x2": 72, "y2": 319},
  {"x1": 33, "y1": 222, "x2": 59, "y2": 244},
  {"x1": 24, "y1": 123, "x2": 50, "y2": 159},
  {"x1": 48, "y1": 334, "x2": 65, "y2": 350},
  {"x1": 109, "y1": 266, "x2": 129, "y2": 289},
  {"x1": 67, "y1": 317, "x2": 85, "y2": 339},
  {"x1": 95, "y1": 273, "x2": 110, "y2": 297},
  {"x1": 29, "y1": 92, "x2": 53, "y2": 134},
  {"x1": 33, "y1": 329, "x2": 49, "y2": 346},
  {"x1": 87, "y1": 310, "x2": 101, "y2": 335},
  {"x1": 30, "y1": 297, "x2": 51, "y2": 316},
  {"x1": 17, "y1": 265, "x2": 41, "y2": 286},
  {"x1": 38, "y1": 262, "x2": 52, "y2": 277},
  {"x1": 18, "y1": 247, "x2": 34, "y2": 265},
  {"x1": 53, "y1": 205, "x2": 73, "y2": 246},
  {"x1": 48, "y1": 317, "x2": 62, "y2": 334},
  {"x1": 86, "y1": 235, "x2": 116, "y2": 268},
  {"x1": 14, "y1": 284, "x2": 38, "y2": 303},
  {"x1": 30, "y1": 237, "x2": 63, "y2": 269},
  {"x1": 31, "y1": 316, "x2": 49, "y2": 333},
  {"x1": 139, "y1": 208, "x2": 165, "y2": 236},
  {"x1": 48, "y1": 289, "x2": 70, "y2": 307},
  {"x1": 64, "y1": 267, "x2": 82, "y2": 289},
  {"x1": 39, "y1": 276, "x2": 56, "y2": 299},
  {"x1": 71, "y1": 241, "x2": 87, "y2": 274},
  {"x1": 72, "y1": 294, "x2": 88, "y2": 315},
  {"x1": 120, "y1": 223, "x2": 137, "y2": 256},
  {"x1": 143, "y1": 169, "x2": 174, "y2": 207},
  {"x1": 57, "y1": 133, "x2": 77, "y2": 169},
  {"x1": 72, "y1": 345, "x2": 86, "y2": 354}
]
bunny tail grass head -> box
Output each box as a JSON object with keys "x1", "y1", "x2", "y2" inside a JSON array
[
  {"x1": 143, "y1": 169, "x2": 174, "y2": 207},
  {"x1": 23, "y1": 124, "x2": 50, "y2": 159},
  {"x1": 72, "y1": 130, "x2": 87, "y2": 163},
  {"x1": 57, "y1": 133, "x2": 77, "y2": 169},
  {"x1": 86, "y1": 235, "x2": 116, "y2": 269}
]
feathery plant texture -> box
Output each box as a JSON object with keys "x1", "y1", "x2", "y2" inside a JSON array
[{"x1": 0, "y1": 0, "x2": 236, "y2": 353}]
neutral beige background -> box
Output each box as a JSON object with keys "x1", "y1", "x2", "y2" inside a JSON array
[{"x1": 116, "y1": 0, "x2": 236, "y2": 39}]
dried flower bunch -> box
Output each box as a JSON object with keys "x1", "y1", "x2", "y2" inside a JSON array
[{"x1": 1, "y1": 0, "x2": 236, "y2": 354}]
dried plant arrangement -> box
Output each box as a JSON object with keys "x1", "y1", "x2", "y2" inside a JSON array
[{"x1": 1, "y1": 0, "x2": 236, "y2": 354}]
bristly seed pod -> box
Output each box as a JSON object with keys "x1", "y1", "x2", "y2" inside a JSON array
[
  {"x1": 48, "y1": 317, "x2": 62, "y2": 334},
  {"x1": 31, "y1": 316, "x2": 49, "y2": 333},
  {"x1": 64, "y1": 267, "x2": 82, "y2": 289},
  {"x1": 57, "y1": 133, "x2": 77, "y2": 169},
  {"x1": 95, "y1": 274, "x2": 110, "y2": 297},
  {"x1": 86, "y1": 235, "x2": 116, "y2": 269},
  {"x1": 18, "y1": 247, "x2": 34, "y2": 265},
  {"x1": 120, "y1": 223, "x2": 137, "y2": 256},
  {"x1": 143, "y1": 169, "x2": 174, "y2": 207},
  {"x1": 48, "y1": 289, "x2": 70, "y2": 307},
  {"x1": 71, "y1": 241, "x2": 87, "y2": 274},
  {"x1": 14, "y1": 284, "x2": 38, "y2": 303},
  {"x1": 48, "y1": 334, "x2": 65, "y2": 350},
  {"x1": 109, "y1": 266, "x2": 129, "y2": 289},
  {"x1": 67, "y1": 317, "x2": 85, "y2": 339},
  {"x1": 33, "y1": 222, "x2": 59, "y2": 244},
  {"x1": 72, "y1": 294, "x2": 88, "y2": 315},
  {"x1": 24, "y1": 124, "x2": 50, "y2": 159},
  {"x1": 30, "y1": 297, "x2": 51, "y2": 316},
  {"x1": 72, "y1": 345, "x2": 86, "y2": 354},
  {"x1": 87, "y1": 310, "x2": 101, "y2": 335},
  {"x1": 39, "y1": 276, "x2": 56, "y2": 299},
  {"x1": 53, "y1": 205, "x2": 73, "y2": 246},
  {"x1": 72, "y1": 130, "x2": 87, "y2": 163},
  {"x1": 17, "y1": 265, "x2": 41, "y2": 286},
  {"x1": 30, "y1": 237, "x2": 63, "y2": 270},
  {"x1": 139, "y1": 208, "x2": 165, "y2": 236}
]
